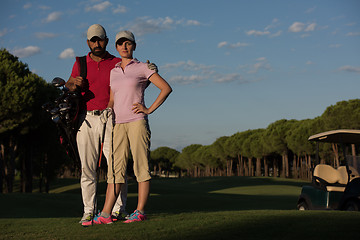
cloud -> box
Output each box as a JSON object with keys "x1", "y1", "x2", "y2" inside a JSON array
[
  {"x1": 305, "y1": 23, "x2": 316, "y2": 32},
  {"x1": 339, "y1": 66, "x2": 360, "y2": 73},
  {"x1": 305, "y1": 6, "x2": 316, "y2": 13},
  {"x1": 59, "y1": 48, "x2": 75, "y2": 59},
  {"x1": 329, "y1": 44, "x2": 342, "y2": 48},
  {"x1": 86, "y1": 1, "x2": 111, "y2": 12},
  {"x1": 346, "y1": 32, "x2": 360, "y2": 36},
  {"x1": 288, "y1": 22, "x2": 305, "y2": 32},
  {"x1": 185, "y1": 20, "x2": 201, "y2": 26},
  {"x1": 218, "y1": 41, "x2": 227, "y2": 48},
  {"x1": 162, "y1": 60, "x2": 249, "y2": 85},
  {"x1": 246, "y1": 30, "x2": 270, "y2": 36},
  {"x1": 253, "y1": 62, "x2": 271, "y2": 73},
  {"x1": 39, "y1": 5, "x2": 51, "y2": 10},
  {"x1": 246, "y1": 19, "x2": 283, "y2": 38},
  {"x1": 163, "y1": 60, "x2": 214, "y2": 84},
  {"x1": 23, "y1": 3, "x2": 32, "y2": 9},
  {"x1": 248, "y1": 58, "x2": 272, "y2": 74},
  {"x1": 214, "y1": 73, "x2": 244, "y2": 83},
  {"x1": 270, "y1": 30, "x2": 282, "y2": 38},
  {"x1": 0, "y1": 28, "x2": 8, "y2": 37},
  {"x1": 113, "y1": 4, "x2": 127, "y2": 14},
  {"x1": 289, "y1": 22, "x2": 316, "y2": 33},
  {"x1": 12, "y1": 46, "x2": 41, "y2": 58},
  {"x1": 300, "y1": 33, "x2": 311, "y2": 38},
  {"x1": 35, "y1": 32, "x2": 57, "y2": 39},
  {"x1": 174, "y1": 19, "x2": 201, "y2": 26},
  {"x1": 44, "y1": 12, "x2": 62, "y2": 23},
  {"x1": 125, "y1": 16, "x2": 173, "y2": 36},
  {"x1": 168, "y1": 75, "x2": 205, "y2": 85},
  {"x1": 217, "y1": 41, "x2": 249, "y2": 48},
  {"x1": 124, "y1": 16, "x2": 201, "y2": 36},
  {"x1": 345, "y1": 22, "x2": 356, "y2": 26},
  {"x1": 265, "y1": 18, "x2": 279, "y2": 30},
  {"x1": 163, "y1": 60, "x2": 214, "y2": 73}
]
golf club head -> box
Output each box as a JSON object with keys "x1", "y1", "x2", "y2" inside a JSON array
[
  {"x1": 50, "y1": 107, "x2": 60, "y2": 115},
  {"x1": 54, "y1": 95, "x2": 66, "y2": 104},
  {"x1": 68, "y1": 92, "x2": 79, "y2": 97},
  {"x1": 59, "y1": 103, "x2": 70, "y2": 110},
  {"x1": 60, "y1": 108, "x2": 71, "y2": 114},
  {"x1": 63, "y1": 96, "x2": 71, "y2": 103},
  {"x1": 51, "y1": 114, "x2": 60, "y2": 123},
  {"x1": 59, "y1": 102, "x2": 67, "y2": 108},
  {"x1": 42, "y1": 102, "x2": 53, "y2": 112},
  {"x1": 52, "y1": 77, "x2": 66, "y2": 88}
]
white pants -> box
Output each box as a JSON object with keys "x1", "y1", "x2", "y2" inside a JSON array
[{"x1": 77, "y1": 112, "x2": 127, "y2": 214}]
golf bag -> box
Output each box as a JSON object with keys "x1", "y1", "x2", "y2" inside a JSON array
[{"x1": 42, "y1": 56, "x2": 86, "y2": 167}]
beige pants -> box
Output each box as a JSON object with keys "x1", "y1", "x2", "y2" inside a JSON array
[
  {"x1": 109, "y1": 119, "x2": 151, "y2": 183},
  {"x1": 77, "y1": 113, "x2": 127, "y2": 214}
]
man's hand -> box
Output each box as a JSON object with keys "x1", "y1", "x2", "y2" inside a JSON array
[
  {"x1": 100, "y1": 107, "x2": 113, "y2": 124},
  {"x1": 66, "y1": 76, "x2": 85, "y2": 92},
  {"x1": 147, "y1": 60, "x2": 158, "y2": 73},
  {"x1": 73, "y1": 76, "x2": 87, "y2": 91}
]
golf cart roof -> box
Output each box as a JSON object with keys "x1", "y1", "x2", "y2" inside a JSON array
[{"x1": 308, "y1": 129, "x2": 360, "y2": 144}]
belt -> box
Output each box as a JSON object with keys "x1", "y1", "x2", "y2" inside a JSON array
[{"x1": 87, "y1": 110, "x2": 102, "y2": 116}]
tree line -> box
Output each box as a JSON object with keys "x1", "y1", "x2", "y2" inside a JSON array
[
  {"x1": 1, "y1": 48, "x2": 360, "y2": 193},
  {"x1": 150, "y1": 95, "x2": 360, "y2": 179},
  {"x1": 1, "y1": 48, "x2": 78, "y2": 193}
]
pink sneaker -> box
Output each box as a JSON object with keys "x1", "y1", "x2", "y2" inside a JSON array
[
  {"x1": 123, "y1": 210, "x2": 147, "y2": 223},
  {"x1": 82, "y1": 213, "x2": 113, "y2": 226}
]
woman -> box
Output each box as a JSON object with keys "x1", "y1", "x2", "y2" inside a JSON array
[{"x1": 83, "y1": 30, "x2": 172, "y2": 226}]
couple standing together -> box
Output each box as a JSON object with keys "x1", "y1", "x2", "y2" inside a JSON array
[{"x1": 65, "y1": 24, "x2": 172, "y2": 226}]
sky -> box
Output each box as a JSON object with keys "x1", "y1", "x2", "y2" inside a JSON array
[{"x1": 1, "y1": 0, "x2": 360, "y2": 151}]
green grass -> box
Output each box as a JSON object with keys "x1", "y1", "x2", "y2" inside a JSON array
[{"x1": 1, "y1": 176, "x2": 359, "y2": 239}]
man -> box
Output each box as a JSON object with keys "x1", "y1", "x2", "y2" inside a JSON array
[{"x1": 65, "y1": 24, "x2": 156, "y2": 223}]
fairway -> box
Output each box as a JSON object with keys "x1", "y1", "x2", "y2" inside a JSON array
[{"x1": 1, "y1": 176, "x2": 359, "y2": 239}]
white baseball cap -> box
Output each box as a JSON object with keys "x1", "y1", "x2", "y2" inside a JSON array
[
  {"x1": 115, "y1": 30, "x2": 136, "y2": 44},
  {"x1": 87, "y1": 24, "x2": 107, "y2": 40}
]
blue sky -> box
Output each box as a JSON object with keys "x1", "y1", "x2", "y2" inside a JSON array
[{"x1": 1, "y1": 0, "x2": 360, "y2": 151}]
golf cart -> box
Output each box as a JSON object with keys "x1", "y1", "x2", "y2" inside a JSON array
[{"x1": 297, "y1": 129, "x2": 360, "y2": 211}]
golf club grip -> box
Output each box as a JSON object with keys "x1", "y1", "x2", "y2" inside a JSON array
[
  {"x1": 98, "y1": 143, "x2": 104, "y2": 168},
  {"x1": 98, "y1": 120, "x2": 107, "y2": 168}
]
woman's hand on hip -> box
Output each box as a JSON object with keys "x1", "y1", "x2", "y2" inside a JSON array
[{"x1": 132, "y1": 103, "x2": 149, "y2": 115}]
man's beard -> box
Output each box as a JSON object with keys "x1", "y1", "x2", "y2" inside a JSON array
[{"x1": 91, "y1": 47, "x2": 106, "y2": 57}]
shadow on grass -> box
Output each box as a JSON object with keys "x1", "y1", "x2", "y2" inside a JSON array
[
  {"x1": 159, "y1": 211, "x2": 360, "y2": 240},
  {"x1": 0, "y1": 176, "x2": 308, "y2": 218}
]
